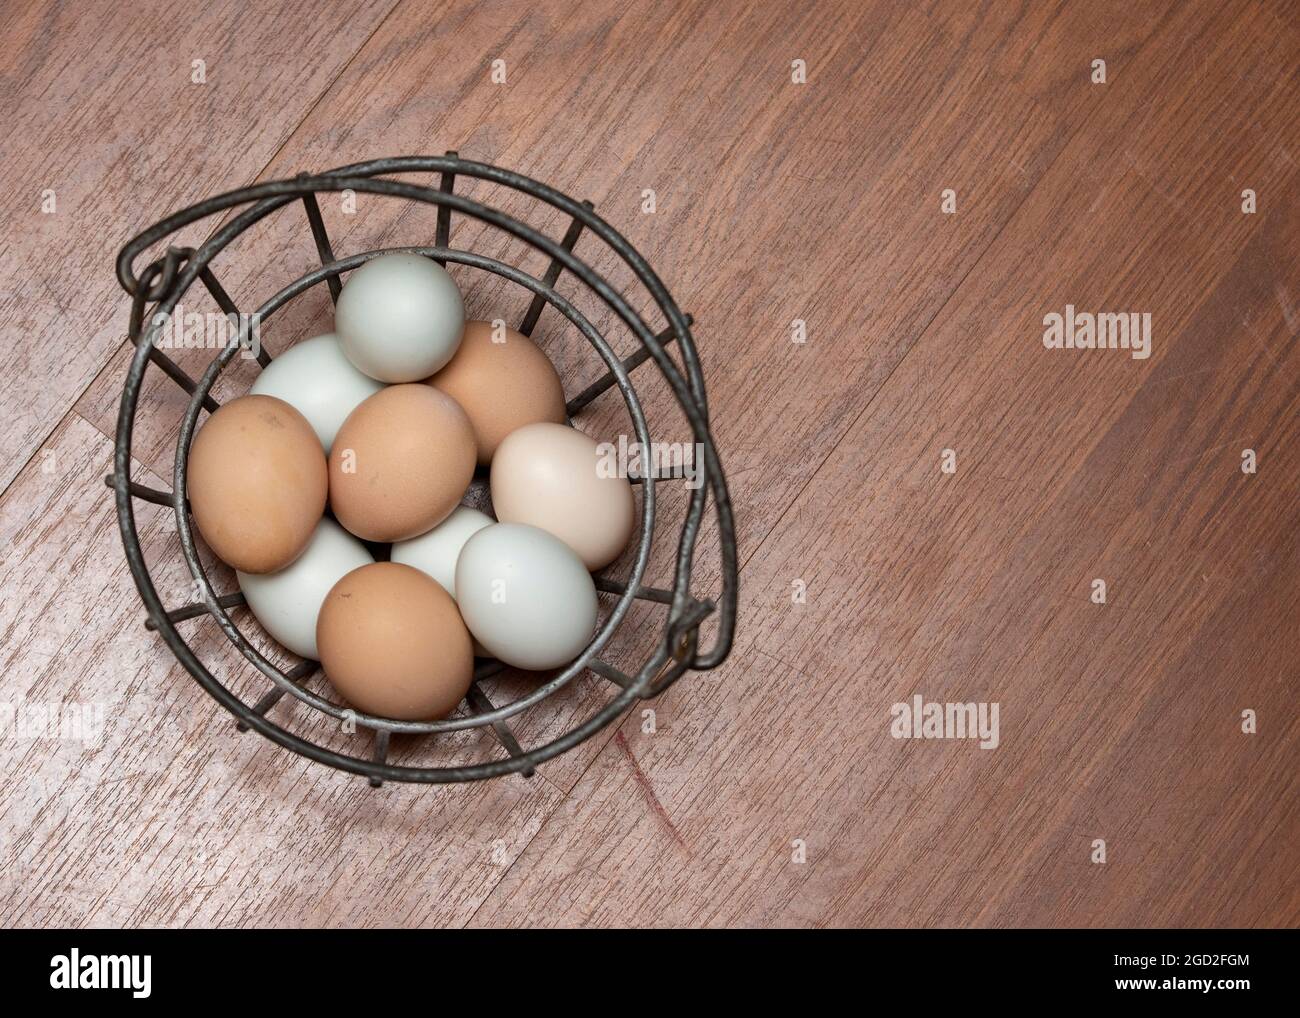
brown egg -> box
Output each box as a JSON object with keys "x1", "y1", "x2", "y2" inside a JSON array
[
  {"x1": 316, "y1": 562, "x2": 473, "y2": 720},
  {"x1": 427, "y1": 319, "x2": 566, "y2": 465},
  {"x1": 328, "y1": 384, "x2": 476, "y2": 542},
  {"x1": 186, "y1": 394, "x2": 327, "y2": 574},
  {"x1": 490, "y1": 422, "x2": 636, "y2": 570}
]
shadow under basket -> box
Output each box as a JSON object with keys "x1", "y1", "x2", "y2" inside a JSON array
[{"x1": 110, "y1": 155, "x2": 737, "y2": 785}]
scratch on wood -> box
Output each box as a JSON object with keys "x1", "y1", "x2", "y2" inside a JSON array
[
  {"x1": 1274, "y1": 283, "x2": 1297, "y2": 334},
  {"x1": 614, "y1": 731, "x2": 690, "y2": 854}
]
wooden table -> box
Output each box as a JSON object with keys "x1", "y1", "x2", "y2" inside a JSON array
[{"x1": 0, "y1": 0, "x2": 1295, "y2": 927}]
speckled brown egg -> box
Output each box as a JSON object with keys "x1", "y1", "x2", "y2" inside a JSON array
[
  {"x1": 427, "y1": 319, "x2": 567, "y2": 465},
  {"x1": 328, "y1": 384, "x2": 476, "y2": 542},
  {"x1": 316, "y1": 562, "x2": 473, "y2": 720},
  {"x1": 186, "y1": 394, "x2": 327, "y2": 574}
]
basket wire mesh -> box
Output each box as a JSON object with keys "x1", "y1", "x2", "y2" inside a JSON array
[{"x1": 111, "y1": 154, "x2": 736, "y2": 784}]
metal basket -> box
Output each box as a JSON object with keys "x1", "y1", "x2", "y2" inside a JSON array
[{"x1": 110, "y1": 155, "x2": 737, "y2": 785}]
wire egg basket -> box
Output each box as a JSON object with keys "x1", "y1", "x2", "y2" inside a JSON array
[{"x1": 110, "y1": 155, "x2": 737, "y2": 785}]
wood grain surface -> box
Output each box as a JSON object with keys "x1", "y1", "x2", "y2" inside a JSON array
[{"x1": 0, "y1": 0, "x2": 1295, "y2": 928}]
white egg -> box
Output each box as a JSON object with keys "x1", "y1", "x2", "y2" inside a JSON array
[
  {"x1": 249, "y1": 333, "x2": 384, "y2": 452},
  {"x1": 455, "y1": 523, "x2": 598, "y2": 671},
  {"x1": 392, "y1": 506, "x2": 494, "y2": 657},
  {"x1": 238, "y1": 517, "x2": 373, "y2": 659},
  {"x1": 335, "y1": 253, "x2": 465, "y2": 382},
  {"x1": 391, "y1": 506, "x2": 493, "y2": 600}
]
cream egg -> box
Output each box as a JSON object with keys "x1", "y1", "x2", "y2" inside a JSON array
[
  {"x1": 335, "y1": 253, "x2": 465, "y2": 382},
  {"x1": 455, "y1": 523, "x2": 598, "y2": 670},
  {"x1": 238, "y1": 517, "x2": 373, "y2": 660},
  {"x1": 490, "y1": 422, "x2": 636, "y2": 570},
  {"x1": 249, "y1": 333, "x2": 383, "y2": 452}
]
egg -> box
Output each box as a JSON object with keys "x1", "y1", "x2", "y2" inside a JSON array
[
  {"x1": 391, "y1": 506, "x2": 493, "y2": 599},
  {"x1": 237, "y1": 517, "x2": 373, "y2": 659},
  {"x1": 187, "y1": 394, "x2": 327, "y2": 573},
  {"x1": 455, "y1": 523, "x2": 598, "y2": 670},
  {"x1": 249, "y1": 333, "x2": 383, "y2": 452},
  {"x1": 335, "y1": 253, "x2": 465, "y2": 382},
  {"x1": 490, "y1": 422, "x2": 636, "y2": 570},
  {"x1": 427, "y1": 319, "x2": 567, "y2": 464},
  {"x1": 392, "y1": 506, "x2": 494, "y2": 657},
  {"x1": 316, "y1": 562, "x2": 473, "y2": 720},
  {"x1": 328, "y1": 384, "x2": 476, "y2": 542}
]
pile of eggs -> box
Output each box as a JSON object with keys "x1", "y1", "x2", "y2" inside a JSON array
[{"x1": 186, "y1": 253, "x2": 635, "y2": 721}]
